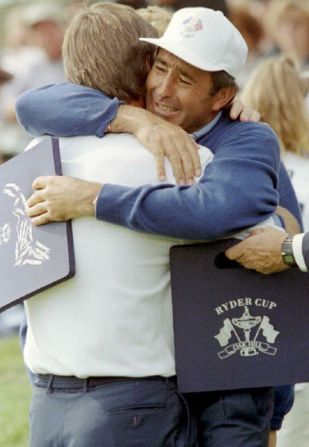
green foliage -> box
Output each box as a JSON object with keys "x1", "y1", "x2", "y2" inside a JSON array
[{"x1": 0, "y1": 336, "x2": 31, "y2": 447}]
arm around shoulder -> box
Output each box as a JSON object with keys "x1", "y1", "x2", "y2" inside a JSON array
[
  {"x1": 95, "y1": 122, "x2": 280, "y2": 240},
  {"x1": 16, "y1": 82, "x2": 121, "y2": 137}
]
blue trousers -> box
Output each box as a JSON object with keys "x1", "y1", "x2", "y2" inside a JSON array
[
  {"x1": 186, "y1": 387, "x2": 274, "y2": 447},
  {"x1": 29, "y1": 375, "x2": 192, "y2": 447}
]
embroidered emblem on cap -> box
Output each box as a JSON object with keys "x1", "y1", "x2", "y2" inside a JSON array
[{"x1": 181, "y1": 16, "x2": 203, "y2": 38}]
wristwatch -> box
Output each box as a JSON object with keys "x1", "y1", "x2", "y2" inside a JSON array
[{"x1": 281, "y1": 235, "x2": 296, "y2": 267}]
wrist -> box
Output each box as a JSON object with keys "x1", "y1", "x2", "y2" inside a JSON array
[
  {"x1": 79, "y1": 182, "x2": 102, "y2": 217},
  {"x1": 281, "y1": 235, "x2": 296, "y2": 267},
  {"x1": 110, "y1": 105, "x2": 142, "y2": 134}
]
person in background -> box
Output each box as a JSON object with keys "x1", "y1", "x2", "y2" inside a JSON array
[
  {"x1": 241, "y1": 54, "x2": 309, "y2": 230},
  {"x1": 265, "y1": 0, "x2": 309, "y2": 71},
  {"x1": 0, "y1": 65, "x2": 13, "y2": 94},
  {"x1": 0, "y1": 2, "x2": 67, "y2": 156},
  {"x1": 229, "y1": 2, "x2": 266, "y2": 88},
  {"x1": 116, "y1": 0, "x2": 148, "y2": 7},
  {"x1": 152, "y1": 0, "x2": 229, "y2": 16},
  {"x1": 227, "y1": 53, "x2": 309, "y2": 447},
  {"x1": 137, "y1": 5, "x2": 172, "y2": 35},
  {"x1": 0, "y1": 63, "x2": 13, "y2": 164}
]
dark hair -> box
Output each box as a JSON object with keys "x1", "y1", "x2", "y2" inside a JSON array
[{"x1": 209, "y1": 70, "x2": 239, "y2": 96}]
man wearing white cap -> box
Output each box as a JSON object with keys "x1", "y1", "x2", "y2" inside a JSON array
[{"x1": 17, "y1": 6, "x2": 300, "y2": 447}]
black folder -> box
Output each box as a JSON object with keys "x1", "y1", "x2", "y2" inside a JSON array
[
  {"x1": 0, "y1": 138, "x2": 75, "y2": 312},
  {"x1": 170, "y1": 239, "x2": 309, "y2": 393}
]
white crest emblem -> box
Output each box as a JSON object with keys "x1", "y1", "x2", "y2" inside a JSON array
[
  {"x1": 214, "y1": 306, "x2": 280, "y2": 359},
  {"x1": 2, "y1": 183, "x2": 50, "y2": 266}
]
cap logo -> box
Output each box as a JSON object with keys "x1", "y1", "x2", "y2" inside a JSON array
[{"x1": 180, "y1": 16, "x2": 203, "y2": 38}]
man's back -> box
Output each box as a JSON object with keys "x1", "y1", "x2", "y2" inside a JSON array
[{"x1": 24, "y1": 134, "x2": 213, "y2": 378}]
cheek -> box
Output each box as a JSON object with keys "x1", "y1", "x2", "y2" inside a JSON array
[{"x1": 146, "y1": 70, "x2": 159, "y2": 93}]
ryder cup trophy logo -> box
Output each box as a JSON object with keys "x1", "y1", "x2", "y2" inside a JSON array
[
  {"x1": 1, "y1": 183, "x2": 50, "y2": 266},
  {"x1": 214, "y1": 305, "x2": 280, "y2": 359}
]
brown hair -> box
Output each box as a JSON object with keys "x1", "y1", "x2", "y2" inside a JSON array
[
  {"x1": 241, "y1": 54, "x2": 309, "y2": 154},
  {"x1": 62, "y1": 2, "x2": 158, "y2": 102},
  {"x1": 209, "y1": 71, "x2": 239, "y2": 96}
]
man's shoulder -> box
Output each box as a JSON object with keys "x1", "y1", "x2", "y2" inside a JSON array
[
  {"x1": 213, "y1": 116, "x2": 280, "y2": 153},
  {"x1": 220, "y1": 115, "x2": 279, "y2": 140}
]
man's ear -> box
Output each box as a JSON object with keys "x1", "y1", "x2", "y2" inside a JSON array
[{"x1": 212, "y1": 87, "x2": 237, "y2": 112}]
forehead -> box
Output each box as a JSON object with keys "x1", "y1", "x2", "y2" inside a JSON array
[{"x1": 155, "y1": 49, "x2": 211, "y2": 80}]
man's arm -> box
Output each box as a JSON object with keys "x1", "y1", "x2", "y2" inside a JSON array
[
  {"x1": 16, "y1": 82, "x2": 259, "y2": 185},
  {"x1": 16, "y1": 82, "x2": 260, "y2": 138},
  {"x1": 16, "y1": 83, "x2": 200, "y2": 184},
  {"x1": 16, "y1": 82, "x2": 121, "y2": 137},
  {"x1": 225, "y1": 228, "x2": 309, "y2": 274},
  {"x1": 93, "y1": 124, "x2": 279, "y2": 240},
  {"x1": 27, "y1": 124, "x2": 280, "y2": 240}
]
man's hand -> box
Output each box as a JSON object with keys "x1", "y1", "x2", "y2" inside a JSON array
[
  {"x1": 27, "y1": 176, "x2": 102, "y2": 225},
  {"x1": 111, "y1": 105, "x2": 201, "y2": 185},
  {"x1": 225, "y1": 227, "x2": 289, "y2": 275},
  {"x1": 135, "y1": 117, "x2": 201, "y2": 185},
  {"x1": 229, "y1": 97, "x2": 261, "y2": 122}
]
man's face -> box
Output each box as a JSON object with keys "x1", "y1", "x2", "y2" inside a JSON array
[{"x1": 146, "y1": 49, "x2": 220, "y2": 133}]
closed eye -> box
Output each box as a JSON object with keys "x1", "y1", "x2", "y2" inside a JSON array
[
  {"x1": 154, "y1": 63, "x2": 167, "y2": 73},
  {"x1": 180, "y1": 77, "x2": 192, "y2": 85}
]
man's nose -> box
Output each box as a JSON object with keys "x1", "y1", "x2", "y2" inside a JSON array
[{"x1": 157, "y1": 73, "x2": 174, "y2": 98}]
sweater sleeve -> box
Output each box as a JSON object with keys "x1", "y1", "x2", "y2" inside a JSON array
[
  {"x1": 15, "y1": 82, "x2": 120, "y2": 137},
  {"x1": 96, "y1": 124, "x2": 280, "y2": 240}
]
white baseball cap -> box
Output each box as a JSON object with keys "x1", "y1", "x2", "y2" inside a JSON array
[{"x1": 140, "y1": 7, "x2": 248, "y2": 79}]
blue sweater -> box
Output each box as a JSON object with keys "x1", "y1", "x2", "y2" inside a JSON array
[{"x1": 16, "y1": 82, "x2": 300, "y2": 426}]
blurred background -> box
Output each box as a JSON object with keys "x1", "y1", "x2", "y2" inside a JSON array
[{"x1": 0, "y1": 1, "x2": 308, "y2": 446}]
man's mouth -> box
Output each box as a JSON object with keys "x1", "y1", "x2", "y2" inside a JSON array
[{"x1": 153, "y1": 101, "x2": 179, "y2": 118}]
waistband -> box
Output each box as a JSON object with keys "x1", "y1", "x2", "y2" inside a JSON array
[{"x1": 35, "y1": 374, "x2": 177, "y2": 392}]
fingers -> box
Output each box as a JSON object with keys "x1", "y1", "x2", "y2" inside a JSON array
[
  {"x1": 166, "y1": 138, "x2": 200, "y2": 185},
  {"x1": 27, "y1": 191, "x2": 46, "y2": 208},
  {"x1": 32, "y1": 176, "x2": 52, "y2": 190},
  {"x1": 225, "y1": 242, "x2": 245, "y2": 260},
  {"x1": 31, "y1": 213, "x2": 51, "y2": 226},
  {"x1": 239, "y1": 108, "x2": 261, "y2": 122},
  {"x1": 189, "y1": 141, "x2": 201, "y2": 177},
  {"x1": 229, "y1": 97, "x2": 261, "y2": 123},
  {"x1": 249, "y1": 110, "x2": 261, "y2": 122},
  {"x1": 154, "y1": 151, "x2": 166, "y2": 181},
  {"x1": 136, "y1": 122, "x2": 201, "y2": 185},
  {"x1": 229, "y1": 97, "x2": 242, "y2": 120},
  {"x1": 26, "y1": 202, "x2": 48, "y2": 218},
  {"x1": 167, "y1": 147, "x2": 186, "y2": 184}
]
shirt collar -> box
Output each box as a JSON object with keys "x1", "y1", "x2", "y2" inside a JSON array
[{"x1": 191, "y1": 111, "x2": 223, "y2": 141}]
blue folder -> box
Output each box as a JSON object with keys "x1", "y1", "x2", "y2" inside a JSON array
[
  {"x1": 170, "y1": 239, "x2": 308, "y2": 392},
  {"x1": 0, "y1": 137, "x2": 75, "y2": 312}
]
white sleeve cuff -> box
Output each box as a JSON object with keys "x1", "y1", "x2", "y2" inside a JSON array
[{"x1": 292, "y1": 233, "x2": 307, "y2": 272}]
